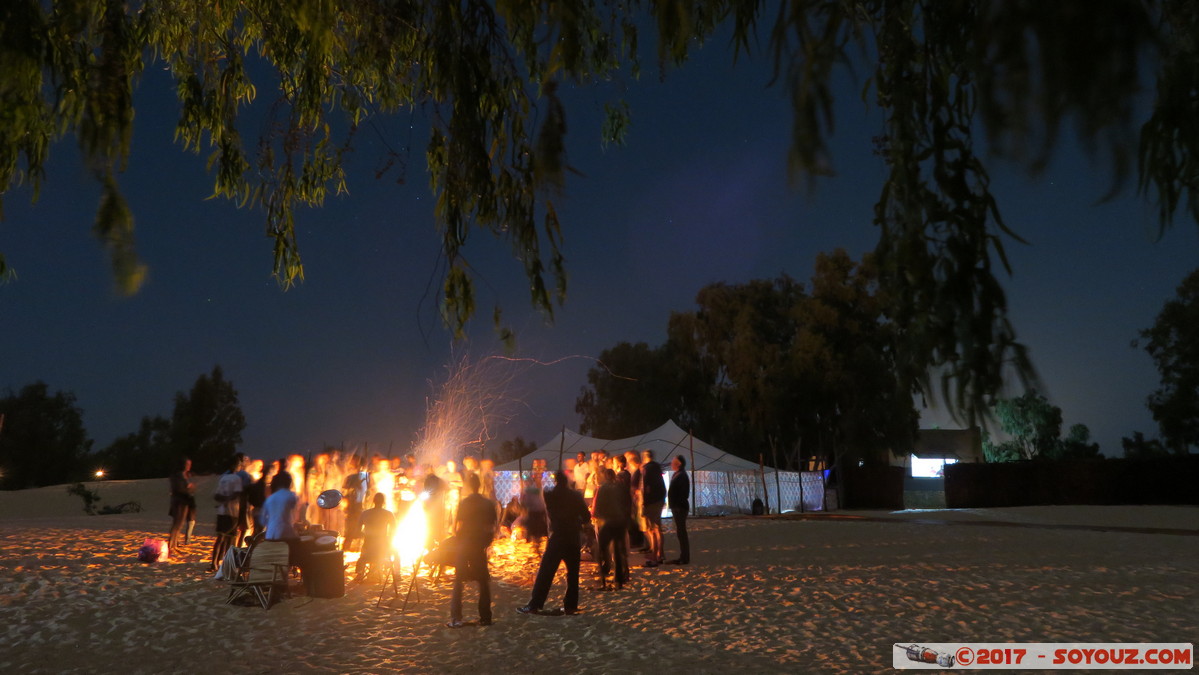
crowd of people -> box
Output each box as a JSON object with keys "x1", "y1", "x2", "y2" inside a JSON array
[
  {"x1": 514, "y1": 448, "x2": 691, "y2": 619},
  {"x1": 171, "y1": 447, "x2": 692, "y2": 624},
  {"x1": 165, "y1": 450, "x2": 501, "y2": 569}
]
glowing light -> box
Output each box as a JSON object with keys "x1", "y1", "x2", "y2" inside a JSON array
[
  {"x1": 391, "y1": 495, "x2": 429, "y2": 569},
  {"x1": 412, "y1": 353, "x2": 526, "y2": 465},
  {"x1": 370, "y1": 458, "x2": 396, "y2": 512},
  {"x1": 94, "y1": 469, "x2": 105, "y2": 479}
]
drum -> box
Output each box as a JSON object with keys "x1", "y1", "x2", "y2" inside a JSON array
[
  {"x1": 305, "y1": 550, "x2": 345, "y2": 598},
  {"x1": 314, "y1": 535, "x2": 337, "y2": 552}
]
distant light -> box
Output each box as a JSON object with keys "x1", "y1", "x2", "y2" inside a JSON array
[
  {"x1": 94, "y1": 469, "x2": 106, "y2": 479},
  {"x1": 911, "y1": 456, "x2": 957, "y2": 478}
]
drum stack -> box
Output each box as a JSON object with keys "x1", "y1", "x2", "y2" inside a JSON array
[{"x1": 305, "y1": 489, "x2": 347, "y2": 598}]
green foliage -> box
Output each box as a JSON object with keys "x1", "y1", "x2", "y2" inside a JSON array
[
  {"x1": 65, "y1": 481, "x2": 141, "y2": 514},
  {"x1": 170, "y1": 365, "x2": 246, "y2": 474},
  {"x1": 3, "y1": 1, "x2": 1197, "y2": 429},
  {"x1": 1138, "y1": 268, "x2": 1199, "y2": 454},
  {"x1": 988, "y1": 391, "x2": 1063, "y2": 461},
  {"x1": 92, "y1": 415, "x2": 173, "y2": 480},
  {"x1": 575, "y1": 341, "x2": 691, "y2": 439},
  {"x1": 982, "y1": 391, "x2": 1100, "y2": 461},
  {"x1": 577, "y1": 250, "x2": 917, "y2": 466},
  {"x1": 1121, "y1": 431, "x2": 1169, "y2": 459},
  {"x1": 495, "y1": 436, "x2": 537, "y2": 465},
  {"x1": 0, "y1": 382, "x2": 93, "y2": 488},
  {"x1": 66, "y1": 482, "x2": 101, "y2": 515},
  {"x1": 981, "y1": 430, "x2": 1022, "y2": 463},
  {"x1": 1049, "y1": 423, "x2": 1102, "y2": 460}
]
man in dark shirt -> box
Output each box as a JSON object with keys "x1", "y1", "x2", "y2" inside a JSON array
[
  {"x1": 666, "y1": 455, "x2": 691, "y2": 564},
  {"x1": 640, "y1": 450, "x2": 667, "y2": 566},
  {"x1": 448, "y1": 473, "x2": 497, "y2": 628},
  {"x1": 593, "y1": 468, "x2": 631, "y2": 588},
  {"x1": 517, "y1": 472, "x2": 590, "y2": 616}
]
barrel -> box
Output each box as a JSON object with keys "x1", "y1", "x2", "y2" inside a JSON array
[{"x1": 305, "y1": 550, "x2": 345, "y2": 598}]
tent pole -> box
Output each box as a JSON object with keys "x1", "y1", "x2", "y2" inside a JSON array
[
  {"x1": 797, "y1": 439, "x2": 805, "y2": 513},
  {"x1": 771, "y1": 440, "x2": 782, "y2": 515},
  {"x1": 558, "y1": 425, "x2": 565, "y2": 473},
  {"x1": 688, "y1": 430, "x2": 696, "y2": 514},
  {"x1": 726, "y1": 471, "x2": 734, "y2": 513},
  {"x1": 758, "y1": 454, "x2": 769, "y2": 514}
]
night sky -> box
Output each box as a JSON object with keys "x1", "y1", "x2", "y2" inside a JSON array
[{"x1": 2, "y1": 32, "x2": 1196, "y2": 465}]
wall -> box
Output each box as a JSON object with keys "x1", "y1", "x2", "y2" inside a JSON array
[{"x1": 944, "y1": 455, "x2": 1199, "y2": 508}]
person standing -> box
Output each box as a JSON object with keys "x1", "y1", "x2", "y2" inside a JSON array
[
  {"x1": 208, "y1": 457, "x2": 244, "y2": 573},
  {"x1": 624, "y1": 451, "x2": 645, "y2": 551},
  {"x1": 234, "y1": 452, "x2": 254, "y2": 547},
  {"x1": 518, "y1": 472, "x2": 590, "y2": 616},
  {"x1": 167, "y1": 458, "x2": 196, "y2": 552},
  {"x1": 243, "y1": 458, "x2": 265, "y2": 535},
  {"x1": 640, "y1": 450, "x2": 666, "y2": 567},
  {"x1": 342, "y1": 455, "x2": 368, "y2": 552},
  {"x1": 422, "y1": 467, "x2": 447, "y2": 551},
  {"x1": 666, "y1": 455, "x2": 690, "y2": 565},
  {"x1": 572, "y1": 451, "x2": 590, "y2": 492},
  {"x1": 447, "y1": 473, "x2": 497, "y2": 628},
  {"x1": 593, "y1": 468, "x2": 631, "y2": 589}
]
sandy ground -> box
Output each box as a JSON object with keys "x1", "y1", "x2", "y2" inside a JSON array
[{"x1": 0, "y1": 478, "x2": 1196, "y2": 674}]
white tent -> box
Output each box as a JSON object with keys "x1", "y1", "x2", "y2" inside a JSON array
[
  {"x1": 495, "y1": 420, "x2": 765, "y2": 473},
  {"x1": 494, "y1": 420, "x2": 828, "y2": 514}
]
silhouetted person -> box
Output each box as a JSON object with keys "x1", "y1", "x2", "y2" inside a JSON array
[
  {"x1": 666, "y1": 455, "x2": 690, "y2": 564},
  {"x1": 355, "y1": 493, "x2": 394, "y2": 582},
  {"x1": 518, "y1": 472, "x2": 590, "y2": 616},
  {"x1": 234, "y1": 452, "x2": 254, "y2": 547},
  {"x1": 640, "y1": 449, "x2": 666, "y2": 566},
  {"x1": 423, "y1": 468, "x2": 446, "y2": 550},
  {"x1": 209, "y1": 457, "x2": 244, "y2": 572},
  {"x1": 593, "y1": 468, "x2": 631, "y2": 589},
  {"x1": 167, "y1": 457, "x2": 196, "y2": 552},
  {"x1": 447, "y1": 473, "x2": 497, "y2": 628},
  {"x1": 342, "y1": 455, "x2": 368, "y2": 552}
]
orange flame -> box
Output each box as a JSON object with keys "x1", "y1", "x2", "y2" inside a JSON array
[{"x1": 391, "y1": 496, "x2": 428, "y2": 569}]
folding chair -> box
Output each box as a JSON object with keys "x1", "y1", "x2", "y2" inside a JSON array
[{"x1": 226, "y1": 540, "x2": 291, "y2": 609}]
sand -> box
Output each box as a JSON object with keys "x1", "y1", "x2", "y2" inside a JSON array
[{"x1": 0, "y1": 478, "x2": 1196, "y2": 674}]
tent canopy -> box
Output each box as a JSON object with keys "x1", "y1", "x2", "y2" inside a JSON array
[{"x1": 495, "y1": 420, "x2": 769, "y2": 473}]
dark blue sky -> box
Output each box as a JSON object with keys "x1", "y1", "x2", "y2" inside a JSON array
[{"x1": 2, "y1": 33, "x2": 1195, "y2": 463}]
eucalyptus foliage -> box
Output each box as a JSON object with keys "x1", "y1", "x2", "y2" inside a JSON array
[
  {"x1": 981, "y1": 391, "x2": 1099, "y2": 461},
  {"x1": 2, "y1": 0, "x2": 1194, "y2": 425},
  {"x1": 577, "y1": 251, "x2": 918, "y2": 465},
  {"x1": 1139, "y1": 268, "x2": 1199, "y2": 454}
]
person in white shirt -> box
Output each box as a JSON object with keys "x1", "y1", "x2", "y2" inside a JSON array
[{"x1": 208, "y1": 457, "x2": 243, "y2": 572}]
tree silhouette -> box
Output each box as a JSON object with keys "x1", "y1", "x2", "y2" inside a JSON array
[
  {"x1": 577, "y1": 250, "x2": 917, "y2": 467},
  {"x1": 1139, "y1": 268, "x2": 1199, "y2": 454},
  {"x1": 0, "y1": 382, "x2": 92, "y2": 488},
  {"x1": 4, "y1": 1, "x2": 1196, "y2": 425},
  {"x1": 170, "y1": 366, "x2": 246, "y2": 474}
]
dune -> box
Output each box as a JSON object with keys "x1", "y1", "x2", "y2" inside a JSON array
[{"x1": 0, "y1": 477, "x2": 1195, "y2": 673}]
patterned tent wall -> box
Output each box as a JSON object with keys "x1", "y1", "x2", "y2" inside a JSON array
[
  {"x1": 493, "y1": 470, "x2": 829, "y2": 514},
  {"x1": 691, "y1": 470, "x2": 828, "y2": 514}
]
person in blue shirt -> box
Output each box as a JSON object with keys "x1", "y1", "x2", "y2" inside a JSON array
[{"x1": 261, "y1": 471, "x2": 299, "y2": 542}]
